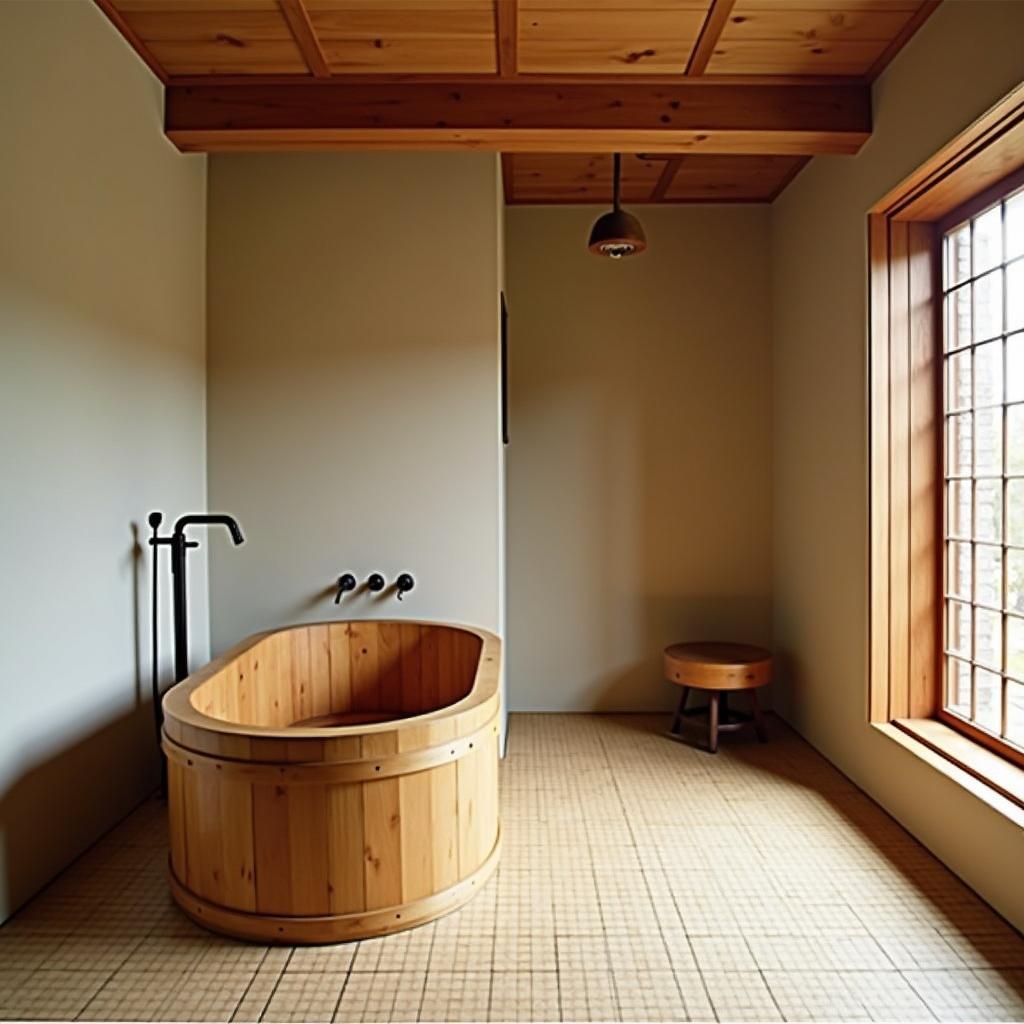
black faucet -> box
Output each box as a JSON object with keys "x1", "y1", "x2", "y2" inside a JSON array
[
  {"x1": 167, "y1": 514, "x2": 244, "y2": 683},
  {"x1": 335, "y1": 573, "x2": 357, "y2": 603}
]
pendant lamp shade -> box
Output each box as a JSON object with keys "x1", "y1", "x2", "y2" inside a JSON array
[{"x1": 588, "y1": 154, "x2": 647, "y2": 258}]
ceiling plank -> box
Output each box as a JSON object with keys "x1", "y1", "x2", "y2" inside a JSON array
[
  {"x1": 865, "y1": 0, "x2": 941, "y2": 82},
  {"x1": 164, "y1": 80, "x2": 871, "y2": 155},
  {"x1": 686, "y1": 0, "x2": 737, "y2": 76},
  {"x1": 278, "y1": 0, "x2": 331, "y2": 79},
  {"x1": 93, "y1": 0, "x2": 168, "y2": 84},
  {"x1": 651, "y1": 157, "x2": 684, "y2": 200},
  {"x1": 496, "y1": 0, "x2": 518, "y2": 78}
]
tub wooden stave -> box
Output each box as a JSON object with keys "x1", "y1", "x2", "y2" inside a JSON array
[{"x1": 161, "y1": 620, "x2": 501, "y2": 943}]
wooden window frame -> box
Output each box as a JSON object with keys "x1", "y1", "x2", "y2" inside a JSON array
[{"x1": 869, "y1": 84, "x2": 1024, "y2": 788}]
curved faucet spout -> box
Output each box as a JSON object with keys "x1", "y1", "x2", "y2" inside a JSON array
[{"x1": 173, "y1": 513, "x2": 244, "y2": 545}]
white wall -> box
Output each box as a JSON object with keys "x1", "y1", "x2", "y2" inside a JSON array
[
  {"x1": 206, "y1": 153, "x2": 504, "y2": 682},
  {"x1": 0, "y1": 1, "x2": 208, "y2": 920},
  {"x1": 772, "y1": 0, "x2": 1024, "y2": 931},
  {"x1": 506, "y1": 206, "x2": 773, "y2": 711}
]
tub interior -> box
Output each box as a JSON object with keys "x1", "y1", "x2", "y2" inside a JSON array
[{"x1": 189, "y1": 622, "x2": 483, "y2": 728}]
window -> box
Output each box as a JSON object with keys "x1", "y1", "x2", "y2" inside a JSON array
[
  {"x1": 869, "y1": 83, "x2": 1024, "y2": 797},
  {"x1": 942, "y1": 186, "x2": 1024, "y2": 754}
]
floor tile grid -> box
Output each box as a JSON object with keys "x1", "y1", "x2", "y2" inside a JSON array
[{"x1": 1, "y1": 715, "x2": 1023, "y2": 1021}]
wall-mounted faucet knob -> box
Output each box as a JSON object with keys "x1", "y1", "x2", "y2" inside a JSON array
[
  {"x1": 396, "y1": 573, "x2": 415, "y2": 601},
  {"x1": 335, "y1": 573, "x2": 357, "y2": 604},
  {"x1": 366, "y1": 573, "x2": 386, "y2": 593}
]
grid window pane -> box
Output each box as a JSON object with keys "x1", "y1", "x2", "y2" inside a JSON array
[
  {"x1": 974, "y1": 406, "x2": 1002, "y2": 476},
  {"x1": 1009, "y1": 333, "x2": 1024, "y2": 401},
  {"x1": 947, "y1": 224, "x2": 971, "y2": 286},
  {"x1": 975, "y1": 668, "x2": 1002, "y2": 732},
  {"x1": 948, "y1": 348, "x2": 972, "y2": 410},
  {"x1": 1008, "y1": 404, "x2": 1024, "y2": 474},
  {"x1": 974, "y1": 269, "x2": 1003, "y2": 341},
  {"x1": 948, "y1": 540, "x2": 972, "y2": 599},
  {"x1": 974, "y1": 478, "x2": 1002, "y2": 541},
  {"x1": 1008, "y1": 682, "x2": 1024, "y2": 743},
  {"x1": 1008, "y1": 192, "x2": 1024, "y2": 261},
  {"x1": 948, "y1": 479, "x2": 972, "y2": 538},
  {"x1": 947, "y1": 657, "x2": 972, "y2": 717},
  {"x1": 1009, "y1": 258, "x2": 1024, "y2": 332},
  {"x1": 943, "y1": 187, "x2": 1024, "y2": 752},
  {"x1": 973, "y1": 339, "x2": 1001, "y2": 407},
  {"x1": 947, "y1": 283, "x2": 973, "y2": 350},
  {"x1": 948, "y1": 413, "x2": 973, "y2": 476},
  {"x1": 1007, "y1": 616, "x2": 1024, "y2": 681},
  {"x1": 975, "y1": 544, "x2": 1002, "y2": 608},
  {"x1": 974, "y1": 206, "x2": 1002, "y2": 275}
]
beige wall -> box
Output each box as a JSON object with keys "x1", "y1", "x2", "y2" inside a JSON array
[
  {"x1": 206, "y1": 154, "x2": 505, "y2": 696},
  {"x1": 0, "y1": 1, "x2": 208, "y2": 920},
  {"x1": 506, "y1": 206, "x2": 773, "y2": 711},
  {"x1": 772, "y1": 0, "x2": 1024, "y2": 930}
]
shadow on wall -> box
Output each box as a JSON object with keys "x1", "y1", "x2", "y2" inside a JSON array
[
  {"x1": 0, "y1": 525, "x2": 160, "y2": 921},
  {"x1": 592, "y1": 593, "x2": 775, "y2": 712}
]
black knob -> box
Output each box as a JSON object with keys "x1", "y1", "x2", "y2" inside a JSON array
[
  {"x1": 147, "y1": 511, "x2": 163, "y2": 530},
  {"x1": 366, "y1": 573, "x2": 386, "y2": 593},
  {"x1": 396, "y1": 573, "x2": 415, "y2": 601},
  {"x1": 335, "y1": 573, "x2": 357, "y2": 604}
]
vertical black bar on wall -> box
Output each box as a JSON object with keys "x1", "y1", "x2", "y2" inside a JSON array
[{"x1": 501, "y1": 292, "x2": 509, "y2": 445}]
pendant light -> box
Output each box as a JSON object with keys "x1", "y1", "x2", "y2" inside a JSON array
[{"x1": 587, "y1": 153, "x2": 647, "y2": 259}]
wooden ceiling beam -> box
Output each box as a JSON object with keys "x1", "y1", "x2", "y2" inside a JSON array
[
  {"x1": 164, "y1": 80, "x2": 871, "y2": 155},
  {"x1": 686, "y1": 0, "x2": 737, "y2": 76},
  {"x1": 278, "y1": 0, "x2": 331, "y2": 79},
  {"x1": 495, "y1": 0, "x2": 518, "y2": 79},
  {"x1": 651, "y1": 157, "x2": 685, "y2": 201}
]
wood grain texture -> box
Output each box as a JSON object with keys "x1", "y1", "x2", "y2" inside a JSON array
[
  {"x1": 686, "y1": 0, "x2": 737, "y2": 75},
  {"x1": 162, "y1": 620, "x2": 501, "y2": 943},
  {"x1": 278, "y1": 0, "x2": 331, "y2": 77},
  {"x1": 164, "y1": 80, "x2": 872, "y2": 155}
]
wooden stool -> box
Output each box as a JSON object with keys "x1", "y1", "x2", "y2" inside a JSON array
[{"x1": 664, "y1": 642, "x2": 772, "y2": 753}]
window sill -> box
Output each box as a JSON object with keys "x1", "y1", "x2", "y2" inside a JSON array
[{"x1": 874, "y1": 718, "x2": 1024, "y2": 825}]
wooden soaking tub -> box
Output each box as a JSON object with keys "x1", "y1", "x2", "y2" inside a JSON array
[{"x1": 161, "y1": 620, "x2": 501, "y2": 943}]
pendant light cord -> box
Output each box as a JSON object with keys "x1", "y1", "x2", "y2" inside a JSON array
[{"x1": 612, "y1": 153, "x2": 621, "y2": 213}]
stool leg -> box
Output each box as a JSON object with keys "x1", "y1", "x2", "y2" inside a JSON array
[
  {"x1": 708, "y1": 692, "x2": 720, "y2": 754},
  {"x1": 749, "y1": 688, "x2": 768, "y2": 743},
  {"x1": 670, "y1": 687, "x2": 689, "y2": 736}
]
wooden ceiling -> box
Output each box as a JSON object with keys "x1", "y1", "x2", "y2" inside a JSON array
[{"x1": 95, "y1": 0, "x2": 940, "y2": 204}]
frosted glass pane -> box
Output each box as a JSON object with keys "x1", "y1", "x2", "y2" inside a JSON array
[
  {"x1": 948, "y1": 413, "x2": 973, "y2": 476},
  {"x1": 973, "y1": 340, "x2": 1001, "y2": 407},
  {"x1": 1008, "y1": 479, "x2": 1024, "y2": 545},
  {"x1": 1007, "y1": 682, "x2": 1024, "y2": 744},
  {"x1": 1008, "y1": 617, "x2": 1024, "y2": 681},
  {"x1": 947, "y1": 223, "x2": 971, "y2": 286},
  {"x1": 1008, "y1": 549, "x2": 1024, "y2": 613},
  {"x1": 948, "y1": 479, "x2": 972, "y2": 539},
  {"x1": 974, "y1": 406, "x2": 1002, "y2": 476},
  {"x1": 1008, "y1": 404, "x2": 1024, "y2": 475},
  {"x1": 948, "y1": 600, "x2": 972, "y2": 658},
  {"x1": 974, "y1": 206, "x2": 1002, "y2": 275},
  {"x1": 947, "y1": 657, "x2": 971, "y2": 717},
  {"x1": 1008, "y1": 191, "x2": 1024, "y2": 261},
  {"x1": 948, "y1": 540, "x2": 972, "y2": 600},
  {"x1": 1008, "y1": 258, "x2": 1024, "y2": 332},
  {"x1": 975, "y1": 544, "x2": 1002, "y2": 608},
  {"x1": 1008, "y1": 334, "x2": 1024, "y2": 402},
  {"x1": 947, "y1": 284, "x2": 972, "y2": 350},
  {"x1": 975, "y1": 478, "x2": 1002, "y2": 542},
  {"x1": 948, "y1": 349, "x2": 972, "y2": 411},
  {"x1": 975, "y1": 667, "x2": 1001, "y2": 732},
  {"x1": 974, "y1": 269, "x2": 1003, "y2": 341}
]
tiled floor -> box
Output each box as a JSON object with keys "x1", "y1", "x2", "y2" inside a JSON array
[{"x1": 1, "y1": 713, "x2": 1024, "y2": 1022}]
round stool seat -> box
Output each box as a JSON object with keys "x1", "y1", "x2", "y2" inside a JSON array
[
  {"x1": 664, "y1": 642, "x2": 772, "y2": 691},
  {"x1": 663, "y1": 642, "x2": 773, "y2": 753}
]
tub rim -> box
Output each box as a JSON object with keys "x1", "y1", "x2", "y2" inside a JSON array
[{"x1": 161, "y1": 618, "x2": 500, "y2": 744}]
